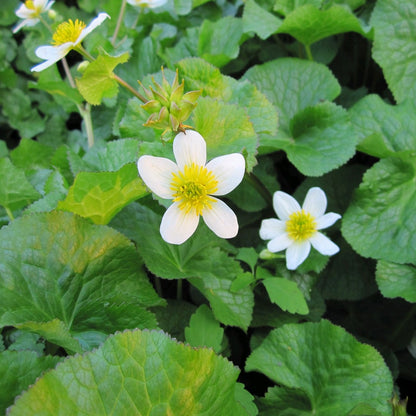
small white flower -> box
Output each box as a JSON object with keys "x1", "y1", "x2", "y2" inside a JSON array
[
  {"x1": 127, "y1": 0, "x2": 168, "y2": 8},
  {"x1": 13, "y1": 0, "x2": 55, "y2": 33},
  {"x1": 259, "y1": 187, "x2": 341, "y2": 270},
  {"x1": 137, "y1": 130, "x2": 245, "y2": 245},
  {"x1": 31, "y1": 12, "x2": 109, "y2": 72}
]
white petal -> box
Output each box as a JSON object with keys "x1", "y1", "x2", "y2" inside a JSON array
[
  {"x1": 13, "y1": 19, "x2": 34, "y2": 33},
  {"x1": 173, "y1": 130, "x2": 206, "y2": 169},
  {"x1": 15, "y1": 5, "x2": 33, "y2": 19},
  {"x1": 147, "y1": 0, "x2": 168, "y2": 7},
  {"x1": 160, "y1": 203, "x2": 199, "y2": 245},
  {"x1": 137, "y1": 155, "x2": 177, "y2": 199},
  {"x1": 316, "y1": 212, "x2": 341, "y2": 230},
  {"x1": 302, "y1": 187, "x2": 327, "y2": 218},
  {"x1": 76, "y1": 12, "x2": 110, "y2": 45},
  {"x1": 273, "y1": 191, "x2": 301, "y2": 221},
  {"x1": 31, "y1": 44, "x2": 71, "y2": 72},
  {"x1": 286, "y1": 241, "x2": 311, "y2": 270},
  {"x1": 267, "y1": 233, "x2": 292, "y2": 253},
  {"x1": 205, "y1": 153, "x2": 245, "y2": 195},
  {"x1": 259, "y1": 218, "x2": 286, "y2": 241},
  {"x1": 202, "y1": 198, "x2": 238, "y2": 239},
  {"x1": 309, "y1": 232, "x2": 339, "y2": 256}
]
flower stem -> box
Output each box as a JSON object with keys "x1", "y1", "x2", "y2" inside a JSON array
[
  {"x1": 244, "y1": 172, "x2": 272, "y2": 206},
  {"x1": 111, "y1": 0, "x2": 127, "y2": 46},
  {"x1": 176, "y1": 279, "x2": 183, "y2": 301},
  {"x1": 79, "y1": 104, "x2": 95, "y2": 148},
  {"x1": 5, "y1": 207, "x2": 15, "y2": 221},
  {"x1": 304, "y1": 44, "x2": 314, "y2": 61},
  {"x1": 113, "y1": 74, "x2": 147, "y2": 102}
]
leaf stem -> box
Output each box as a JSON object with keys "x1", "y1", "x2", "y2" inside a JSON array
[
  {"x1": 304, "y1": 44, "x2": 314, "y2": 61},
  {"x1": 113, "y1": 74, "x2": 147, "y2": 102},
  {"x1": 5, "y1": 207, "x2": 15, "y2": 221},
  {"x1": 244, "y1": 172, "x2": 273, "y2": 206},
  {"x1": 154, "y1": 276, "x2": 163, "y2": 297},
  {"x1": 111, "y1": 0, "x2": 127, "y2": 46},
  {"x1": 177, "y1": 279, "x2": 183, "y2": 300},
  {"x1": 79, "y1": 104, "x2": 95, "y2": 148}
]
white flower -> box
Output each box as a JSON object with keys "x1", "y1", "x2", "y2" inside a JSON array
[
  {"x1": 137, "y1": 130, "x2": 245, "y2": 245},
  {"x1": 13, "y1": 0, "x2": 55, "y2": 33},
  {"x1": 31, "y1": 12, "x2": 109, "y2": 72},
  {"x1": 127, "y1": 0, "x2": 168, "y2": 8},
  {"x1": 259, "y1": 187, "x2": 341, "y2": 270}
]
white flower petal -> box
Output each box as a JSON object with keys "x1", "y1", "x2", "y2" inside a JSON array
[
  {"x1": 160, "y1": 202, "x2": 199, "y2": 245},
  {"x1": 202, "y1": 198, "x2": 238, "y2": 239},
  {"x1": 31, "y1": 44, "x2": 71, "y2": 72},
  {"x1": 309, "y1": 232, "x2": 339, "y2": 256},
  {"x1": 286, "y1": 241, "x2": 311, "y2": 270},
  {"x1": 137, "y1": 155, "x2": 177, "y2": 199},
  {"x1": 16, "y1": 5, "x2": 34, "y2": 19},
  {"x1": 173, "y1": 130, "x2": 206, "y2": 169},
  {"x1": 206, "y1": 153, "x2": 245, "y2": 195},
  {"x1": 302, "y1": 187, "x2": 327, "y2": 218},
  {"x1": 267, "y1": 233, "x2": 292, "y2": 253},
  {"x1": 76, "y1": 12, "x2": 110, "y2": 45},
  {"x1": 13, "y1": 18, "x2": 35, "y2": 33},
  {"x1": 259, "y1": 218, "x2": 286, "y2": 241},
  {"x1": 273, "y1": 191, "x2": 301, "y2": 221},
  {"x1": 316, "y1": 212, "x2": 341, "y2": 230}
]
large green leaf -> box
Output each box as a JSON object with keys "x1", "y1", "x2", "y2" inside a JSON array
[
  {"x1": 0, "y1": 350, "x2": 60, "y2": 415},
  {"x1": 371, "y1": 0, "x2": 416, "y2": 103},
  {"x1": 198, "y1": 17, "x2": 243, "y2": 67},
  {"x1": 349, "y1": 95, "x2": 416, "y2": 157},
  {"x1": 342, "y1": 156, "x2": 416, "y2": 264},
  {"x1": 243, "y1": 0, "x2": 282, "y2": 40},
  {"x1": 0, "y1": 211, "x2": 163, "y2": 351},
  {"x1": 0, "y1": 158, "x2": 41, "y2": 212},
  {"x1": 58, "y1": 163, "x2": 148, "y2": 225},
  {"x1": 111, "y1": 203, "x2": 254, "y2": 330},
  {"x1": 246, "y1": 320, "x2": 393, "y2": 416},
  {"x1": 277, "y1": 4, "x2": 367, "y2": 46},
  {"x1": 243, "y1": 57, "x2": 340, "y2": 135},
  {"x1": 8, "y1": 329, "x2": 250, "y2": 416},
  {"x1": 376, "y1": 261, "x2": 416, "y2": 303}
]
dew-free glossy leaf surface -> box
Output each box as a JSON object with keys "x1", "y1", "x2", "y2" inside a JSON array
[
  {"x1": 245, "y1": 320, "x2": 393, "y2": 416},
  {"x1": 8, "y1": 329, "x2": 248, "y2": 416}
]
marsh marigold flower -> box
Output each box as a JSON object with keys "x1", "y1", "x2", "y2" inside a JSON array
[
  {"x1": 31, "y1": 12, "x2": 109, "y2": 72},
  {"x1": 13, "y1": 0, "x2": 55, "y2": 33},
  {"x1": 137, "y1": 130, "x2": 245, "y2": 244},
  {"x1": 260, "y1": 187, "x2": 341, "y2": 270}
]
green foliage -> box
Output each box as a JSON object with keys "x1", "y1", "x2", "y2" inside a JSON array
[
  {"x1": 8, "y1": 329, "x2": 250, "y2": 415},
  {"x1": 246, "y1": 320, "x2": 393, "y2": 415}
]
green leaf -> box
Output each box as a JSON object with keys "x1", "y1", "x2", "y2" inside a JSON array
[
  {"x1": 349, "y1": 95, "x2": 416, "y2": 157},
  {"x1": 243, "y1": 57, "x2": 340, "y2": 150},
  {"x1": 185, "y1": 304, "x2": 224, "y2": 353},
  {"x1": 8, "y1": 329, "x2": 249, "y2": 416},
  {"x1": 10, "y1": 139, "x2": 55, "y2": 172},
  {"x1": 191, "y1": 96, "x2": 257, "y2": 171},
  {"x1": 342, "y1": 156, "x2": 416, "y2": 264},
  {"x1": 243, "y1": 0, "x2": 282, "y2": 40},
  {"x1": 371, "y1": 0, "x2": 416, "y2": 103},
  {"x1": 58, "y1": 163, "x2": 148, "y2": 225},
  {"x1": 0, "y1": 158, "x2": 41, "y2": 212},
  {"x1": 285, "y1": 102, "x2": 358, "y2": 176},
  {"x1": 376, "y1": 261, "x2": 416, "y2": 303},
  {"x1": 0, "y1": 211, "x2": 163, "y2": 349},
  {"x1": 0, "y1": 350, "x2": 60, "y2": 415},
  {"x1": 75, "y1": 53, "x2": 129, "y2": 105},
  {"x1": 262, "y1": 277, "x2": 309, "y2": 315},
  {"x1": 236, "y1": 247, "x2": 259, "y2": 273},
  {"x1": 245, "y1": 320, "x2": 393, "y2": 416},
  {"x1": 198, "y1": 17, "x2": 243, "y2": 67},
  {"x1": 277, "y1": 4, "x2": 367, "y2": 46},
  {"x1": 111, "y1": 203, "x2": 254, "y2": 330}
]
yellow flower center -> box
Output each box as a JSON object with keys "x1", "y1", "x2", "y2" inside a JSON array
[
  {"x1": 25, "y1": 0, "x2": 42, "y2": 15},
  {"x1": 286, "y1": 210, "x2": 317, "y2": 242},
  {"x1": 52, "y1": 19, "x2": 86, "y2": 46},
  {"x1": 171, "y1": 163, "x2": 218, "y2": 216}
]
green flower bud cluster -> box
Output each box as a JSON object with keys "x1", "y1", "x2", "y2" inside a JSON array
[{"x1": 139, "y1": 68, "x2": 201, "y2": 135}]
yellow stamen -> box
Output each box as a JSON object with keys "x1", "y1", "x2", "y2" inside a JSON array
[
  {"x1": 52, "y1": 19, "x2": 86, "y2": 46},
  {"x1": 25, "y1": 0, "x2": 36, "y2": 10},
  {"x1": 286, "y1": 210, "x2": 317, "y2": 242},
  {"x1": 171, "y1": 163, "x2": 218, "y2": 216}
]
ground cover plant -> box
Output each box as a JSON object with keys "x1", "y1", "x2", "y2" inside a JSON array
[{"x1": 0, "y1": 0, "x2": 415, "y2": 414}]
